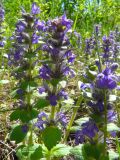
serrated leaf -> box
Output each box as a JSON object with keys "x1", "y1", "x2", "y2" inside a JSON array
[{"x1": 42, "y1": 126, "x2": 62, "y2": 150}]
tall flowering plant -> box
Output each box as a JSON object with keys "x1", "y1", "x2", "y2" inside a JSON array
[
  {"x1": 8, "y1": 2, "x2": 41, "y2": 144},
  {"x1": 33, "y1": 14, "x2": 77, "y2": 159},
  {"x1": 75, "y1": 27, "x2": 120, "y2": 159},
  {"x1": 37, "y1": 14, "x2": 75, "y2": 125}
]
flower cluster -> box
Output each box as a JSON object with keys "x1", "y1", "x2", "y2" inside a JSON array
[
  {"x1": 8, "y1": 3, "x2": 41, "y2": 109},
  {"x1": 0, "y1": 5, "x2": 5, "y2": 48},
  {"x1": 77, "y1": 57, "x2": 119, "y2": 145},
  {"x1": 35, "y1": 111, "x2": 67, "y2": 130},
  {"x1": 39, "y1": 14, "x2": 75, "y2": 106},
  {"x1": 75, "y1": 120, "x2": 99, "y2": 144}
]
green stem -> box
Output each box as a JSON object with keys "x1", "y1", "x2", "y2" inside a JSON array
[
  {"x1": 28, "y1": 127, "x2": 33, "y2": 145},
  {"x1": 95, "y1": 34, "x2": 102, "y2": 72},
  {"x1": 27, "y1": 47, "x2": 32, "y2": 111},
  {"x1": 50, "y1": 106, "x2": 56, "y2": 121},
  {"x1": 46, "y1": 150, "x2": 51, "y2": 160},
  {"x1": 63, "y1": 97, "x2": 83, "y2": 143},
  {"x1": 104, "y1": 90, "x2": 107, "y2": 156}
]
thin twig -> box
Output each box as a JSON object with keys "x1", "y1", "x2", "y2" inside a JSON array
[{"x1": 0, "y1": 140, "x2": 16, "y2": 152}]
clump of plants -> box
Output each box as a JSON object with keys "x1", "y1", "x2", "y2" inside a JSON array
[{"x1": 0, "y1": 1, "x2": 120, "y2": 160}]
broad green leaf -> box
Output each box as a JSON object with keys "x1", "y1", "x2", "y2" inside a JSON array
[
  {"x1": 16, "y1": 144, "x2": 43, "y2": 160},
  {"x1": 34, "y1": 98, "x2": 49, "y2": 109},
  {"x1": 70, "y1": 144, "x2": 84, "y2": 160},
  {"x1": 82, "y1": 143, "x2": 106, "y2": 160},
  {"x1": 10, "y1": 110, "x2": 20, "y2": 121},
  {"x1": 30, "y1": 145, "x2": 43, "y2": 160},
  {"x1": 42, "y1": 126, "x2": 62, "y2": 150},
  {"x1": 19, "y1": 109, "x2": 39, "y2": 123},
  {"x1": 51, "y1": 144, "x2": 72, "y2": 157},
  {"x1": 10, "y1": 125, "x2": 27, "y2": 143}
]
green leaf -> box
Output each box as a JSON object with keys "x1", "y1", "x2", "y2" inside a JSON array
[
  {"x1": 20, "y1": 81, "x2": 38, "y2": 92},
  {"x1": 19, "y1": 109, "x2": 39, "y2": 123},
  {"x1": 42, "y1": 126, "x2": 62, "y2": 150},
  {"x1": 16, "y1": 145, "x2": 26, "y2": 159},
  {"x1": 34, "y1": 98, "x2": 49, "y2": 109},
  {"x1": 10, "y1": 125, "x2": 27, "y2": 143},
  {"x1": 107, "y1": 123, "x2": 120, "y2": 132},
  {"x1": 51, "y1": 144, "x2": 72, "y2": 158},
  {"x1": 82, "y1": 143, "x2": 106, "y2": 160},
  {"x1": 30, "y1": 145, "x2": 43, "y2": 160},
  {"x1": 16, "y1": 144, "x2": 43, "y2": 160},
  {"x1": 10, "y1": 110, "x2": 20, "y2": 121},
  {"x1": 70, "y1": 144, "x2": 84, "y2": 160}
]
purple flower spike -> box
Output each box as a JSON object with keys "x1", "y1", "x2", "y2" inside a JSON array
[
  {"x1": 61, "y1": 13, "x2": 73, "y2": 29},
  {"x1": 82, "y1": 121, "x2": 99, "y2": 139},
  {"x1": 75, "y1": 130, "x2": 85, "y2": 144},
  {"x1": 35, "y1": 19, "x2": 46, "y2": 31},
  {"x1": 96, "y1": 68, "x2": 117, "y2": 90},
  {"x1": 31, "y1": 2, "x2": 40, "y2": 15},
  {"x1": 16, "y1": 21, "x2": 26, "y2": 32},
  {"x1": 32, "y1": 33, "x2": 39, "y2": 44},
  {"x1": 64, "y1": 50, "x2": 76, "y2": 63},
  {"x1": 48, "y1": 94, "x2": 57, "y2": 106},
  {"x1": 39, "y1": 65, "x2": 51, "y2": 79}
]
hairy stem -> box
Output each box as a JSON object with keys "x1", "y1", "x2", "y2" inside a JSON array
[
  {"x1": 63, "y1": 96, "x2": 83, "y2": 143},
  {"x1": 104, "y1": 90, "x2": 107, "y2": 156}
]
